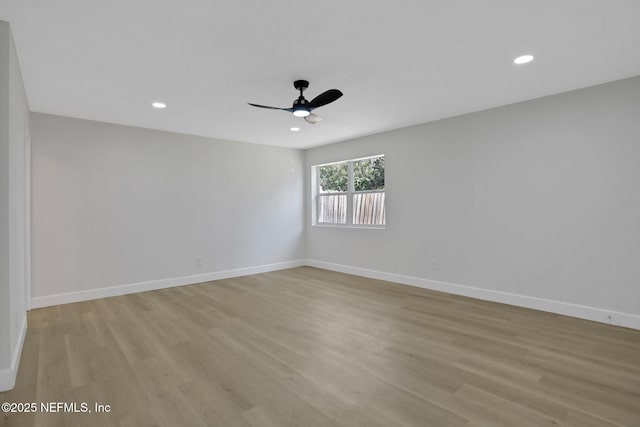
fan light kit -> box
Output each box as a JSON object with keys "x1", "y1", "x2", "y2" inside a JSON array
[
  {"x1": 249, "y1": 80, "x2": 343, "y2": 124},
  {"x1": 293, "y1": 108, "x2": 310, "y2": 118},
  {"x1": 514, "y1": 54, "x2": 534, "y2": 64}
]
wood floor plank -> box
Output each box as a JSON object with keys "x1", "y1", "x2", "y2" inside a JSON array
[{"x1": 2, "y1": 267, "x2": 639, "y2": 426}]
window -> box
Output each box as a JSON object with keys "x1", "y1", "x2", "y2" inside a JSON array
[{"x1": 313, "y1": 155, "x2": 385, "y2": 227}]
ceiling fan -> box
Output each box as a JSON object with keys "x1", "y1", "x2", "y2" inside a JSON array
[{"x1": 248, "y1": 80, "x2": 343, "y2": 124}]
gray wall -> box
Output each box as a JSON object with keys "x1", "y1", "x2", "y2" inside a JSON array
[
  {"x1": 306, "y1": 76, "x2": 640, "y2": 318},
  {"x1": 0, "y1": 20, "x2": 10, "y2": 374},
  {"x1": 0, "y1": 20, "x2": 29, "y2": 391},
  {"x1": 30, "y1": 114, "x2": 305, "y2": 300}
]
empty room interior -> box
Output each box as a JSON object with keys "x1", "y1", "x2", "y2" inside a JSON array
[{"x1": 1, "y1": 1, "x2": 640, "y2": 426}]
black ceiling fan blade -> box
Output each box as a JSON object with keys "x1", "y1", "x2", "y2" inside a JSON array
[
  {"x1": 248, "y1": 103, "x2": 292, "y2": 112},
  {"x1": 307, "y1": 89, "x2": 343, "y2": 110}
]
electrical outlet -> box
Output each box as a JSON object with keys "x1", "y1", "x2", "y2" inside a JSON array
[
  {"x1": 607, "y1": 314, "x2": 620, "y2": 326},
  {"x1": 431, "y1": 260, "x2": 439, "y2": 272},
  {"x1": 196, "y1": 256, "x2": 203, "y2": 267}
]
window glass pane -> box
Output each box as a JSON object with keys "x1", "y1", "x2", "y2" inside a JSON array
[
  {"x1": 353, "y1": 157, "x2": 385, "y2": 192},
  {"x1": 318, "y1": 162, "x2": 348, "y2": 193},
  {"x1": 318, "y1": 194, "x2": 347, "y2": 224},
  {"x1": 353, "y1": 192, "x2": 385, "y2": 225},
  {"x1": 314, "y1": 155, "x2": 385, "y2": 227}
]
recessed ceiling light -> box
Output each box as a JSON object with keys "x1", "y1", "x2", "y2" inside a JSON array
[
  {"x1": 152, "y1": 102, "x2": 166, "y2": 109},
  {"x1": 514, "y1": 54, "x2": 534, "y2": 65},
  {"x1": 290, "y1": 127, "x2": 300, "y2": 132}
]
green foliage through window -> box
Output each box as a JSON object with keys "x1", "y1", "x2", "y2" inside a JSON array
[
  {"x1": 353, "y1": 157, "x2": 384, "y2": 191},
  {"x1": 318, "y1": 162, "x2": 348, "y2": 193},
  {"x1": 318, "y1": 156, "x2": 384, "y2": 193}
]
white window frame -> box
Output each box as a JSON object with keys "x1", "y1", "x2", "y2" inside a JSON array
[{"x1": 312, "y1": 154, "x2": 385, "y2": 229}]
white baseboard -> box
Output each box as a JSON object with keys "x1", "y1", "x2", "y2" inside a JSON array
[
  {"x1": 0, "y1": 313, "x2": 27, "y2": 392},
  {"x1": 29, "y1": 258, "x2": 640, "y2": 330},
  {"x1": 304, "y1": 259, "x2": 640, "y2": 330},
  {"x1": 31, "y1": 260, "x2": 306, "y2": 309}
]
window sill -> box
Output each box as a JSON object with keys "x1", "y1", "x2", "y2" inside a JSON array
[{"x1": 312, "y1": 224, "x2": 386, "y2": 230}]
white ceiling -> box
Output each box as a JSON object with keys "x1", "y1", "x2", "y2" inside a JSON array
[{"x1": 2, "y1": 1, "x2": 640, "y2": 149}]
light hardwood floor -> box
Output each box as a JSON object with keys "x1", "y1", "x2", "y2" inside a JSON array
[{"x1": 2, "y1": 267, "x2": 640, "y2": 426}]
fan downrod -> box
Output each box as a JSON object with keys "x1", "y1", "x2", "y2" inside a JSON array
[{"x1": 294, "y1": 80, "x2": 309, "y2": 98}]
